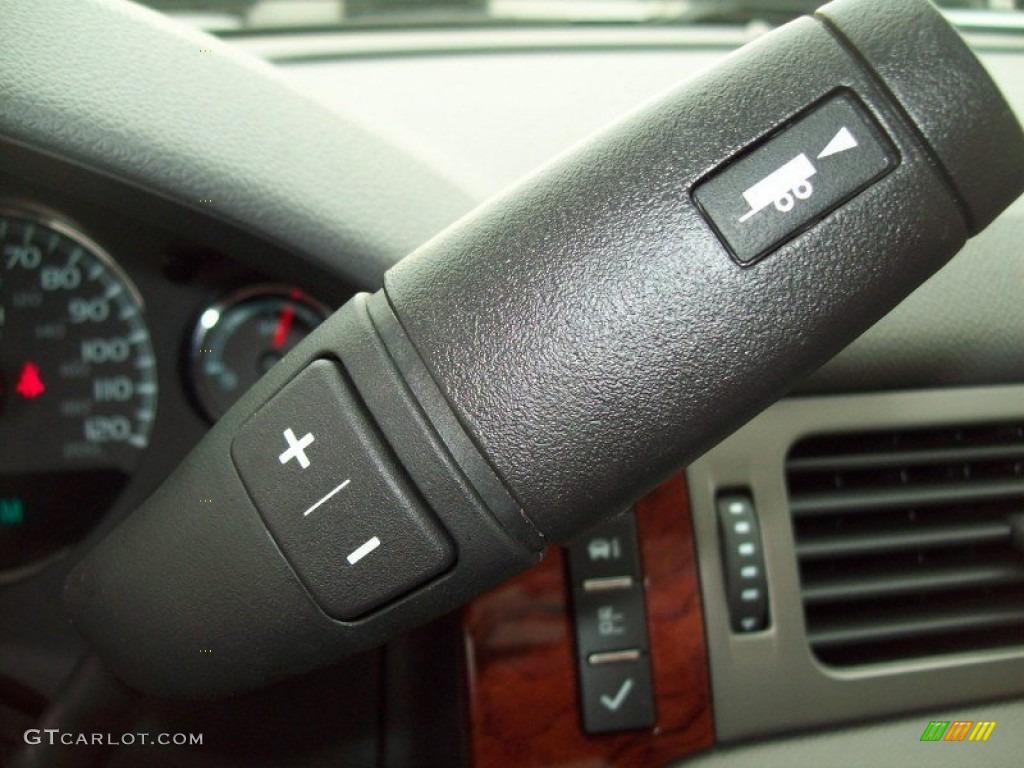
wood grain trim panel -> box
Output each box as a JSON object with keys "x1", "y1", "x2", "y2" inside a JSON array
[{"x1": 463, "y1": 474, "x2": 713, "y2": 767}]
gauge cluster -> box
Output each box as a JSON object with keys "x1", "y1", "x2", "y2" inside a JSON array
[
  {"x1": 0, "y1": 207, "x2": 157, "y2": 466},
  {"x1": 189, "y1": 286, "x2": 329, "y2": 421},
  {"x1": 0, "y1": 200, "x2": 340, "y2": 580}
]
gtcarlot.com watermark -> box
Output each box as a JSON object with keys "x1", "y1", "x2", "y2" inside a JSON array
[{"x1": 24, "y1": 729, "x2": 202, "y2": 746}]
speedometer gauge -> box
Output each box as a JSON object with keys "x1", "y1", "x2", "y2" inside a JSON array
[{"x1": 0, "y1": 206, "x2": 156, "y2": 574}]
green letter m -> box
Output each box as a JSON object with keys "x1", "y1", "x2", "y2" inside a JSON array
[{"x1": 921, "y1": 721, "x2": 950, "y2": 742}]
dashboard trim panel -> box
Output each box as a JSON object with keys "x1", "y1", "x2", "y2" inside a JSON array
[{"x1": 688, "y1": 384, "x2": 1024, "y2": 743}]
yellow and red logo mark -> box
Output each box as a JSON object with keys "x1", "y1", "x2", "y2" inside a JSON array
[{"x1": 920, "y1": 720, "x2": 997, "y2": 742}]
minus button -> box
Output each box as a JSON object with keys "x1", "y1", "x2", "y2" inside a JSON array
[{"x1": 346, "y1": 536, "x2": 381, "y2": 565}]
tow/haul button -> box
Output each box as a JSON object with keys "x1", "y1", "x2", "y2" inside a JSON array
[
  {"x1": 693, "y1": 92, "x2": 898, "y2": 265},
  {"x1": 231, "y1": 359, "x2": 455, "y2": 620}
]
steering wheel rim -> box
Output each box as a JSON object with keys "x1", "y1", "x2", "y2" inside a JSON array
[{"x1": 0, "y1": 0, "x2": 473, "y2": 290}]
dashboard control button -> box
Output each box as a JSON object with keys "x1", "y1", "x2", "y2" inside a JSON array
[
  {"x1": 567, "y1": 512, "x2": 641, "y2": 584},
  {"x1": 574, "y1": 585, "x2": 649, "y2": 656},
  {"x1": 231, "y1": 359, "x2": 454, "y2": 620},
  {"x1": 566, "y1": 510, "x2": 655, "y2": 733},
  {"x1": 579, "y1": 655, "x2": 656, "y2": 734},
  {"x1": 694, "y1": 92, "x2": 897, "y2": 265}
]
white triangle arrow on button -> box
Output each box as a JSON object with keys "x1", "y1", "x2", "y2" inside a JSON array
[{"x1": 817, "y1": 126, "x2": 858, "y2": 159}]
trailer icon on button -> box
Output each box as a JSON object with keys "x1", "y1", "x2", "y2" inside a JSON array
[
  {"x1": 693, "y1": 92, "x2": 897, "y2": 265},
  {"x1": 738, "y1": 153, "x2": 817, "y2": 222},
  {"x1": 737, "y1": 127, "x2": 861, "y2": 224}
]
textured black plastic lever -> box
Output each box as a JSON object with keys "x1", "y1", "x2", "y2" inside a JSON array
[{"x1": 65, "y1": 0, "x2": 1024, "y2": 698}]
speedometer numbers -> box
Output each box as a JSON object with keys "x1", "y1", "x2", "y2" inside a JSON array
[{"x1": 0, "y1": 207, "x2": 156, "y2": 573}]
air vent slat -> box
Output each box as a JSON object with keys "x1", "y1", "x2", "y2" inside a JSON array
[
  {"x1": 786, "y1": 443, "x2": 1024, "y2": 472},
  {"x1": 808, "y1": 604, "x2": 1024, "y2": 650},
  {"x1": 796, "y1": 520, "x2": 1012, "y2": 559},
  {"x1": 787, "y1": 421, "x2": 1024, "y2": 667},
  {"x1": 802, "y1": 562, "x2": 1024, "y2": 605},
  {"x1": 789, "y1": 480, "x2": 1024, "y2": 516}
]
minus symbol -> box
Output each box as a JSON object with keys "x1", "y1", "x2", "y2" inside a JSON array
[{"x1": 347, "y1": 536, "x2": 381, "y2": 565}]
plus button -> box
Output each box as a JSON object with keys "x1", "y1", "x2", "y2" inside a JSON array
[{"x1": 279, "y1": 428, "x2": 315, "y2": 469}]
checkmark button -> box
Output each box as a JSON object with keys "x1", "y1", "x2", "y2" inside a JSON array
[
  {"x1": 580, "y1": 658, "x2": 655, "y2": 734},
  {"x1": 600, "y1": 678, "x2": 634, "y2": 711}
]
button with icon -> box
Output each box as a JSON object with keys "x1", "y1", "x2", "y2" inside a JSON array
[
  {"x1": 231, "y1": 360, "x2": 455, "y2": 619},
  {"x1": 693, "y1": 91, "x2": 897, "y2": 266},
  {"x1": 579, "y1": 656, "x2": 655, "y2": 734},
  {"x1": 567, "y1": 512, "x2": 641, "y2": 584},
  {"x1": 565, "y1": 509, "x2": 655, "y2": 734},
  {"x1": 573, "y1": 586, "x2": 648, "y2": 655}
]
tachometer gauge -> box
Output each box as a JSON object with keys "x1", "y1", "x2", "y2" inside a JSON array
[
  {"x1": 0, "y1": 206, "x2": 156, "y2": 575},
  {"x1": 189, "y1": 286, "x2": 329, "y2": 421}
]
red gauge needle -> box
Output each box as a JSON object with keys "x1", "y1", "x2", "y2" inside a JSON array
[{"x1": 271, "y1": 304, "x2": 296, "y2": 350}]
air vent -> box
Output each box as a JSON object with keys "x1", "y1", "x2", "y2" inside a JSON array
[{"x1": 786, "y1": 422, "x2": 1024, "y2": 667}]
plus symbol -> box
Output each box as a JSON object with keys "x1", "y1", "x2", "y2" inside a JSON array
[{"x1": 279, "y1": 428, "x2": 315, "y2": 469}]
